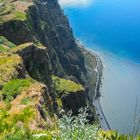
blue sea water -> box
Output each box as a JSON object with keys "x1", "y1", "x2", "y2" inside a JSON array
[
  {"x1": 64, "y1": 0, "x2": 140, "y2": 63},
  {"x1": 61, "y1": 0, "x2": 140, "y2": 134}
]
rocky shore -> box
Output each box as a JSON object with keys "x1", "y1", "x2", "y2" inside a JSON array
[{"x1": 76, "y1": 40, "x2": 110, "y2": 130}]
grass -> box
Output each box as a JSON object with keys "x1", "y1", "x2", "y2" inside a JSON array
[
  {"x1": 56, "y1": 98, "x2": 63, "y2": 109},
  {"x1": 0, "y1": 53, "x2": 23, "y2": 84},
  {"x1": 0, "y1": 44, "x2": 9, "y2": 52},
  {"x1": 0, "y1": 82, "x2": 58, "y2": 139},
  {"x1": 11, "y1": 42, "x2": 33, "y2": 53},
  {"x1": 0, "y1": 106, "x2": 36, "y2": 139},
  {"x1": 98, "y1": 130, "x2": 140, "y2": 140},
  {"x1": 0, "y1": 0, "x2": 29, "y2": 23},
  {"x1": 20, "y1": 97, "x2": 32, "y2": 105},
  {"x1": 0, "y1": 0, "x2": 13, "y2": 16},
  {"x1": 0, "y1": 56, "x2": 12, "y2": 65},
  {"x1": 0, "y1": 36, "x2": 16, "y2": 48},
  {"x1": 0, "y1": 79, "x2": 59, "y2": 139},
  {"x1": 52, "y1": 75, "x2": 84, "y2": 94},
  {"x1": 14, "y1": 106, "x2": 35, "y2": 123},
  {"x1": 11, "y1": 42, "x2": 46, "y2": 54},
  {"x1": 1, "y1": 79, "x2": 33, "y2": 101},
  {"x1": 14, "y1": 11, "x2": 27, "y2": 21}
]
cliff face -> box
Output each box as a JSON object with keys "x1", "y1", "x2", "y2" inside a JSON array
[
  {"x1": 27, "y1": 0, "x2": 88, "y2": 85},
  {"x1": 1, "y1": 1, "x2": 140, "y2": 139},
  {"x1": 0, "y1": 0, "x2": 88, "y2": 84},
  {"x1": 0, "y1": 0, "x2": 96, "y2": 138}
]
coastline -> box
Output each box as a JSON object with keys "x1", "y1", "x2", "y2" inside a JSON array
[{"x1": 76, "y1": 40, "x2": 111, "y2": 130}]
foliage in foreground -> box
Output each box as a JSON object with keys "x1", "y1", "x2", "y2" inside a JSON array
[
  {"x1": 59, "y1": 108, "x2": 140, "y2": 140},
  {"x1": 0, "y1": 106, "x2": 140, "y2": 139},
  {"x1": 59, "y1": 108, "x2": 99, "y2": 140}
]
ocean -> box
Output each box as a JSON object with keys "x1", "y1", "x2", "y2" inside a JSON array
[
  {"x1": 60, "y1": 0, "x2": 140, "y2": 134},
  {"x1": 63, "y1": 0, "x2": 140, "y2": 63}
]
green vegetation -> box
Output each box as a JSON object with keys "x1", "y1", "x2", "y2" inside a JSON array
[
  {"x1": 0, "y1": 55, "x2": 12, "y2": 65},
  {"x1": 11, "y1": 42, "x2": 33, "y2": 53},
  {"x1": 0, "y1": 0, "x2": 15, "y2": 23},
  {"x1": 14, "y1": 106, "x2": 35, "y2": 124},
  {"x1": 0, "y1": 53, "x2": 20, "y2": 66},
  {"x1": 52, "y1": 75, "x2": 84, "y2": 94},
  {"x1": 0, "y1": 107, "x2": 36, "y2": 139},
  {"x1": 56, "y1": 98, "x2": 63, "y2": 109},
  {"x1": 1, "y1": 79, "x2": 33, "y2": 101},
  {"x1": 0, "y1": 101, "x2": 139, "y2": 140},
  {"x1": 0, "y1": 44, "x2": 9, "y2": 52},
  {"x1": 0, "y1": 81, "x2": 59, "y2": 139},
  {"x1": 0, "y1": 53, "x2": 24, "y2": 85},
  {"x1": 0, "y1": 0, "x2": 29, "y2": 23},
  {"x1": 0, "y1": 36, "x2": 16, "y2": 48},
  {"x1": 11, "y1": 42, "x2": 46, "y2": 54},
  {"x1": 0, "y1": 0, "x2": 13, "y2": 16},
  {"x1": 59, "y1": 108, "x2": 140, "y2": 140},
  {"x1": 0, "y1": 102, "x2": 58, "y2": 140},
  {"x1": 59, "y1": 108, "x2": 99, "y2": 140},
  {"x1": 20, "y1": 97, "x2": 32, "y2": 105},
  {"x1": 14, "y1": 11, "x2": 27, "y2": 21},
  {"x1": 0, "y1": 1, "x2": 139, "y2": 139},
  {"x1": 98, "y1": 130, "x2": 140, "y2": 140}
]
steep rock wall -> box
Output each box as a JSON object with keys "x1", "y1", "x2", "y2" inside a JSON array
[
  {"x1": 26, "y1": 0, "x2": 88, "y2": 85},
  {"x1": 0, "y1": 0, "x2": 97, "y2": 117}
]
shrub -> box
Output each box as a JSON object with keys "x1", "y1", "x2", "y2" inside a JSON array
[
  {"x1": 0, "y1": 107, "x2": 36, "y2": 139},
  {"x1": 3, "y1": 129, "x2": 31, "y2": 140},
  {"x1": 58, "y1": 108, "x2": 140, "y2": 140},
  {"x1": 2, "y1": 79, "x2": 33, "y2": 101},
  {"x1": 59, "y1": 108, "x2": 99, "y2": 140}
]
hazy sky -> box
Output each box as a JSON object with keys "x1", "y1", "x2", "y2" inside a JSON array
[{"x1": 59, "y1": 0, "x2": 93, "y2": 7}]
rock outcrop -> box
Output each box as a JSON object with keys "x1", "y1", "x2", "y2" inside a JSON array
[
  {"x1": 31, "y1": 0, "x2": 87, "y2": 85},
  {"x1": 0, "y1": 0, "x2": 98, "y2": 138},
  {"x1": 52, "y1": 76, "x2": 86, "y2": 115},
  {"x1": 0, "y1": 52, "x2": 26, "y2": 85}
]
